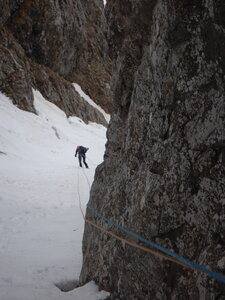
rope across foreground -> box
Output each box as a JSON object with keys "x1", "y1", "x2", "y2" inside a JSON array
[{"x1": 76, "y1": 168, "x2": 225, "y2": 284}]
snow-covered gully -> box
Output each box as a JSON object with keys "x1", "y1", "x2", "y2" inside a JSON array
[{"x1": 0, "y1": 91, "x2": 109, "y2": 300}]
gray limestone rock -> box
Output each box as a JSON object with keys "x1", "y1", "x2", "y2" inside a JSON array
[
  {"x1": 0, "y1": 25, "x2": 107, "y2": 126},
  {"x1": 0, "y1": 25, "x2": 35, "y2": 112},
  {"x1": 1, "y1": 0, "x2": 112, "y2": 113},
  {"x1": 80, "y1": 0, "x2": 225, "y2": 298},
  {"x1": 0, "y1": 0, "x2": 110, "y2": 125}
]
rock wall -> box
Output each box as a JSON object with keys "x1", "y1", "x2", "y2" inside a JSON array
[
  {"x1": 80, "y1": 0, "x2": 225, "y2": 298},
  {"x1": 0, "y1": 25, "x2": 107, "y2": 125},
  {"x1": 1, "y1": 0, "x2": 112, "y2": 113},
  {"x1": 0, "y1": 0, "x2": 111, "y2": 125}
]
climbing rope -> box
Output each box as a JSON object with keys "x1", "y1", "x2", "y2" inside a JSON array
[
  {"x1": 86, "y1": 205, "x2": 225, "y2": 284},
  {"x1": 76, "y1": 164, "x2": 225, "y2": 285},
  {"x1": 76, "y1": 167, "x2": 85, "y2": 219},
  {"x1": 85, "y1": 214, "x2": 193, "y2": 270},
  {"x1": 82, "y1": 168, "x2": 91, "y2": 190},
  {"x1": 86, "y1": 156, "x2": 96, "y2": 167}
]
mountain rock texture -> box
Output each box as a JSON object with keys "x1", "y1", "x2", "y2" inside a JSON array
[
  {"x1": 0, "y1": 0, "x2": 111, "y2": 125},
  {"x1": 80, "y1": 0, "x2": 225, "y2": 298}
]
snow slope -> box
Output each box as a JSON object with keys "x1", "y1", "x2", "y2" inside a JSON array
[
  {"x1": 73, "y1": 83, "x2": 110, "y2": 123},
  {"x1": 0, "y1": 90, "x2": 109, "y2": 300}
]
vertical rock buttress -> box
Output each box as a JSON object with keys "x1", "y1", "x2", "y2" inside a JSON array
[
  {"x1": 0, "y1": 0, "x2": 111, "y2": 124},
  {"x1": 3, "y1": 0, "x2": 112, "y2": 113},
  {"x1": 80, "y1": 0, "x2": 225, "y2": 299}
]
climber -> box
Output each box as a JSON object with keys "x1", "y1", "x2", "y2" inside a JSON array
[{"x1": 75, "y1": 146, "x2": 89, "y2": 168}]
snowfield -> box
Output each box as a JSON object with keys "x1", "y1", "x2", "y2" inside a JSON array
[{"x1": 0, "y1": 91, "x2": 110, "y2": 300}]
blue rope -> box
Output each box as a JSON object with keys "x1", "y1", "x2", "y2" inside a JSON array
[{"x1": 87, "y1": 204, "x2": 225, "y2": 284}]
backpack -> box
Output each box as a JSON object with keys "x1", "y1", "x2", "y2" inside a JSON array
[{"x1": 77, "y1": 146, "x2": 88, "y2": 153}]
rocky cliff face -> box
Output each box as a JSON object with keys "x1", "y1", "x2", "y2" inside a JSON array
[
  {"x1": 80, "y1": 0, "x2": 225, "y2": 298},
  {"x1": 0, "y1": 0, "x2": 111, "y2": 125}
]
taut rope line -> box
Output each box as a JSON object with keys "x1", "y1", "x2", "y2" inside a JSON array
[
  {"x1": 82, "y1": 168, "x2": 91, "y2": 190},
  {"x1": 77, "y1": 167, "x2": 85, "y2": 219},
  {"x1": 86, "y1": 204, "x2": 225, "y2": 284},
  {"x1": 75, "y1": 164, "x2": 225, "y2": 284}
]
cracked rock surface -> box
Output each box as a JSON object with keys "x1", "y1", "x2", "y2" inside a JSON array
[
  {"x1": 80, "y1": 1, "x2": 225, "y2": 298},
  {"x1": 0, "y1": 0, "x2": 111, "y2": 124}
]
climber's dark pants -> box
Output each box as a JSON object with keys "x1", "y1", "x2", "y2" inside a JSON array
[{"x1": 78, "y1": 154, "x2": 88, "y2": 168}]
